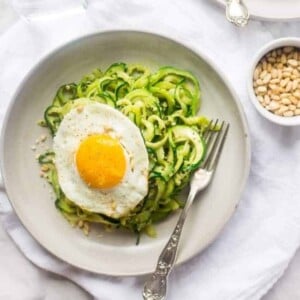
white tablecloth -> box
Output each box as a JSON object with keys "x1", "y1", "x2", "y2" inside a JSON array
[{"x1": 0, "y1": 1, "x2": 300, "y2": 299}]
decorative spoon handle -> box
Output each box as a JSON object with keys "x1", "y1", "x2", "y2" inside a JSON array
[{"x1": 226, "y1": 0, "x2": 249, "y2": 27}]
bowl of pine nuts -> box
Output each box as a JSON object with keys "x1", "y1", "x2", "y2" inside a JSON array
[{"x1": 248, "y1": 37, "x2": 300, "y2": 126}]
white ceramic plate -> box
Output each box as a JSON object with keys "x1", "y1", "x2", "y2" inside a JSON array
[
  {"x1": 215, "y1": 0, "x2": 300, "y2": 21},
  {"x1": 0, "y1": 31, "x2": 250, "y2": 276}
]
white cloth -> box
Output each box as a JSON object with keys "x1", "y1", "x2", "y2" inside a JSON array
[{"x1": 1, "y1": 1, "x2": 300, "y2": 299}]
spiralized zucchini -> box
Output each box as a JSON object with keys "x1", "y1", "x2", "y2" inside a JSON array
[{"x1": 39, "y1": 62, "x2": 210, "y2": 240}]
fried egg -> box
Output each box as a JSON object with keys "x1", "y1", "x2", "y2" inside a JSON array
[{"x1": 53, "y1": 102, "x2": 149, "y2": 218}]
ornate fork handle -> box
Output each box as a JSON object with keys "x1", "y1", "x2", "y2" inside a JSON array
[
  {"x1": 143, "y1": 121, "x2": 229, "y2": 300},
  {"x1": 143, "y1": 190, "x2": 197, "y2": 300},
  {"x1": 142, "y1": 221, "x2": 183, "y2": 300}
]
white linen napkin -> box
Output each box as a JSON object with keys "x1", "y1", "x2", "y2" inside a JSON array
[{"x1": 1, "y1": 1, "x2": 300, "y2": 299}]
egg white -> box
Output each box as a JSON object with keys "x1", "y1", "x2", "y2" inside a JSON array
[{"x1": 53, "y1": 102, "x2": 149, "y2": 218}]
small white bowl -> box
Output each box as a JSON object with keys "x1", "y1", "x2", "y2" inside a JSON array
[{"x1": 248, "y1": 37, "x2": 300, "y2": 126}]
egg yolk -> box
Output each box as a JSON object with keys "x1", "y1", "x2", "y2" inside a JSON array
[{"x1": 76, "y1": 134, "x2": 126, "y2": 189}]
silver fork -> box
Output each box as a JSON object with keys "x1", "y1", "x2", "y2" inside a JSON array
[{"x1": 142, "y1": 120, "x2": 230, "y2": 300}]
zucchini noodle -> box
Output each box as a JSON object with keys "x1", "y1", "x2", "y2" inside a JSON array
[{"x1": 39, "y1": 62, "x2": 210, "y2": 240}]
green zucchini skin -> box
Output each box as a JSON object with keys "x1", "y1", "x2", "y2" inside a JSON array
[{"x1": 39, "y1": 62, "x2": 211, "y2": 238}]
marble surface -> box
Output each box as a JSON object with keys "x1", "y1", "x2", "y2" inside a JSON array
[{"x1": 0, "y1": 1, "x2": 300, "y2": 299}]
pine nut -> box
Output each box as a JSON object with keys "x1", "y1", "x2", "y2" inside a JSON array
[
  {"x1": 280, "y1": 93, "x2": 291, "y2": 98},
  {"x1": 280, "y1": 78, "x2": 289, "y2": 87},
  {"x1": 260, "y1": 70, "x2": 267, "y2": 79},
  {"x1": 290, "y1": 96, "x2": 298, "y2": 105},
  {"x1": 253, "y1": 46, "x2": 300, "y2": 118},
  {"x1": 288, "y1": 59, "x2": 298, "y2": 67},
  {"x1": 292, "y1": 69, "x2": 299, "y2": 77},
  {"x1": 41, "y1": 165, "x2": 49, "y2": 172},
  {"x1": 254, "y1": 68, "x2": 260, "y2": 80},
  {"x1": 293, "y1": 52, "x2": 298, "y2": 60},
  {"x1": 263, "y1": 73, "x2": 272, "y2": 84},
  {"x1": 283, "y1": 72, "x2": 291, "y2": 78},
  {"x1": 295, "y1": 109, "x2": 300, "y2": 115},
  {"x1": 270, "y1": 78, "x2": 280, "y2": 84},
  {"x1": 274, "y1": 110, "x2": 282, "y2": 116},
  {"x1": 289, "y1": 104, "x2": 296, "y2": 111},
  {"x1": 271, "y1": 95, "x2": 280, "y2": 101},
  {"x1": 264, "y1": 95, "x2": 271, "y2": 104},
  {"x1": 283, "y1": 111, "x2": 294, "y2": 117},
  {"x1": 267, "y1": 63, "x2": 272, "y2": 72},
  {"x1": 281, "y1": 54, "x2": 287, "y2": 64},
  {"x1": 286, "y1": 81, "x2": 293, "y2": 92},
  {"x1": 262, "y1": 60, "x2": 267, "y2": 70},
  {"x1": 294, "y1": 91, "x2": 300, "y2": 99},
  {"x1": 256, "y1": 79, "x2": 264, "y2": 86},
  {"x1": 267, "y1": 57, "x2": 276, "y2": 63},
  {"x1": 40, "y1": 135, "x2": 47, "y2": 142},
  {"x1": 76, "y1": 105, "x2": 84, "y2": 113},
  {"x1": 281, "y1": 98, "x2": 291, "y2": 105},
  {"x1": 283, "y1": 47, "x2": 294, "y2": 54},
  {"x1": 284, "y1": 67, "x2": 293, "y2": 73},
  {"x1": 278, "y1": 106, "x2": 289, "y2": 114},
  {"x1": 257, "y1": 95, "x2": 264, "y2": 103},
  {"x1": 271, "y1": 69, "x2": 278, "y2": 78},
  {"x1": 257, "y1": 86, "x2": 267, "y2": 93},
  {"x1": 268, "y1": 101, "x2": 280, "y2": 111},
  {"x1": 277, "y1": 63, "x2": 284, "y2": 70},
  {"x1": 292, "y1": 80, "x2": 299, "y2": 90}
]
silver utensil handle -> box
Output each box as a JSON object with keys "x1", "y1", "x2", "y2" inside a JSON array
[
  {"x1": 143, "y1": 190, "x2": 197, "y2": 300},
  {"x1": 143, "y1": 220, "x2": 184, "y2": 300},
  {"x1": 226, "y1": 0, "x2": 249, "y2": 27}
]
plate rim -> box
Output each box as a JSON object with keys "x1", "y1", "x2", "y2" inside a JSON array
[
  {"x1": 0, "y1": 30, "x2": 251, "y2": 276},
  {"x1": 214, "y1": 0, "x2": 300, "y2": 21}
]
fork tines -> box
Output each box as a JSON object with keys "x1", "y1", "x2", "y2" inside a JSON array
[{"x1": 202, "y1": 120, "x2": 229, "y2": 171}]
